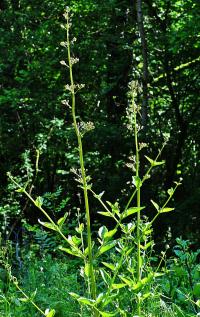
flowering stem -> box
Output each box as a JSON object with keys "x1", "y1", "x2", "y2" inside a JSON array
[{"x1": 65, "y1": 10, "x2": 97, "y2": 307}]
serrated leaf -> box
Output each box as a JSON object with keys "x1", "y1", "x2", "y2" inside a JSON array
[
  {"x1": 35, "y1": 196, "x2": 43, "y2": 208},
  {"x1": 112, "y1": 283, "x2": 126, "y2": 289},
  {"x1": 46, "y1": 310, "x2": 56, "y2": 317},
  {"x1": 160, "y1": 207, "x2": 174, "y2": 213},
  {"x1": 38, "y1": 219, "x2": 57, "y2": 231},
  {"x1": 102, "y1": 262, "x2": 116, "y2": 271},
  {"x1": 150, "y1": 200, "x2": 159, "y2": 211},
  {"x1": 121, "y1": 206, "x2": 145, "y2": 219}
]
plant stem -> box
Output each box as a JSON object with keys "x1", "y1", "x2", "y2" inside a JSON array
[
  {"x1": 65, "y1": 12, "x2": 97, "y2": 305},
  {"x1": 16, "y1": 283, "x2": 46, "y2": 315},
  {"x1": 133, "y1": 93, "x2": 141, "y2": 316}
]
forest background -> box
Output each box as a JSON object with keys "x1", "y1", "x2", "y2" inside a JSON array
[{"x1": 0, "y1": 0, "x2": 200, "y2": 252}]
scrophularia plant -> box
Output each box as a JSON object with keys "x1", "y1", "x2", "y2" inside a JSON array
[{"x1": 6, "y1": 7, "x2": 182, "y2": 317}]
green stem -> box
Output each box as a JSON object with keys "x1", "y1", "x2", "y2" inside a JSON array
[
  {"x1": 14, "y1": 282, "x2": 45, "y2": 316},
  {"x1": 124, "y1": 142, "x2": 166, "y2": 212},
  {"x1": 149, "y1": 182, "x2": 179, "y2": 227},
  {"x1": 133, "y1": 96, "x2": 141, "y2": 317},
  {"x1": 66, "y1": 14, "x2": 96, "y2": 304}
]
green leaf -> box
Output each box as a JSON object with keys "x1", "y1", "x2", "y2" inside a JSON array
[
  {"x1": 18, "y1": 297, "x2": 29, "y2": 302},
  {"x1": 104, "y1": 228, "x2": 117, "y2": 239},
  {"x1": 72, "y1": 235, "x2": 81, "y2": 246},
  {"x1": 15, "y1": 188, "x2": 24, "y2": 193},
  {"x1": 96, "y1": 241, "x2": 117, "y2": 257},
  {"x1": 167, "y1": 188, "x2": 174, "y2": 196},
  {"x1": 106, "y1": 201, "x2": 120, "y2": 217},
  {"x1": 150, "y1": 200, "x2": 159, "y2": 211},
  {"x1": 112, "y1": 283, "x2": 126, "y2": 289},
  {"x1": 35, "y1": 196, "x2": 43, "y2": 208},
  {"x1": 196, "y1": 299, "x2": 200, "y2": 307},
  {"x1": 38, "y1": 219, "x2": 57, "y2": 231},
  {"x1": 193, "y1": 283, "x2": 200, "y2": 297},
  {"x1": 46, "y1": 310, "x2": 56, "y2": 317},
  {"x1": 56, "y1": 169, "x2": 68, "y2": 175},
  {"x1": 119, "y1": 275, "x2": 132, "y2": 287},
  {"x1": 102, "y1": 262, "x2": 116, "y2": 271},
  {"x1": 160, "y1": 207, "x2": 174, "y2": 213},
  {"x1": 59, "y1": 246, "x2": 84, "y2": 259},
  {"x1": 57, "y1": 212, "x2": 68, "y2": 228},
  {"x1": 140, "y1": 241, "x2": 153, "y2": 250},
  {"x1": 121, "y1": 206, "x2": 145, "y2": 219},
  {"x1": 98, "y1": 226, "x2": 108, "y2": 239},
  {"x1": 99, "y1": 269, "x2": 111, "y2": 285},
  {"x1": 145, "y1": 156, "x2": 165, "y2": 167},
  {"x1": 75, "y1": 223, "x2": 84, "y2": 234},
  {"x1": 132, "y1": 176, "x2": 142, "y2": 188},
  {"x1": 77, "y1": 297, "x2": 95, "y2": 306},
  {"x1": 98, "y1": 211, "x2": 113, "y2": 217},
  {"x1": 69, "y1": 292, "x2": 80, "y2": 300}
]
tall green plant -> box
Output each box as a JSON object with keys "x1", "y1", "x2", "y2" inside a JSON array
[{"x1": 6, "y1": 7, "x2": 183, "y2": 317}]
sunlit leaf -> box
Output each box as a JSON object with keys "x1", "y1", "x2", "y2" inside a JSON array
[
  {"x1": 46, "y1": 309, "x2": 56, "y2": 317},
  {"x1": 160, "y1": 207, "x2": 174, "y2": 213},
  {"x1": 57, "y1": 212, "x2": 68, "y2": 227},
  {"x1": 35, "y1": 196, "x2": 43, "y2": 208},
  {"x1": 121, "y1": 207, "x2": 145, "y2": 219},
  {"x1": 98, "y1": 226, "x2": 108, "y2": 239},
  {"x1": 59, "y1": 246, "x2": 84, "y2": 259},
  {"x1": 112, "y1": 283, "x2": 126, "y2": 289},
  {"x1": 145, "y1": 156, "x2": 165, "y2": 167},
  {"x1": 15, "y1": 188, "x2": 24, "y2": 193},
  {"x1": 104, "y1": 228, "x2": 117, "y2": 239},
  {"x1": 96, "y1": 241, "x2": 117, "y2": 257},
  {"x1": 102, "y1": 262, "x2": 115, "y2": 271},
  {"x1": 150, "y1": 200, "x2": 159, "y2": 211},
  {"x1": 167, "y1": 188, "x2": 174, "y2": 196},
  {"x1": 77, "y1": 297, "x2": 95, "y2": 306},
  {"x1": 18, "y1": 297, "x2": 29, "y2": 302},
  {"x1": 132, "y1": 176, "x2": 142, "y2": 188},
  {"x1": 98, "y1": 211, "x2": 113, "y2": 217},
  {"x1": 38, "y1": 219, "x2": 57, "y2": 231}
]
